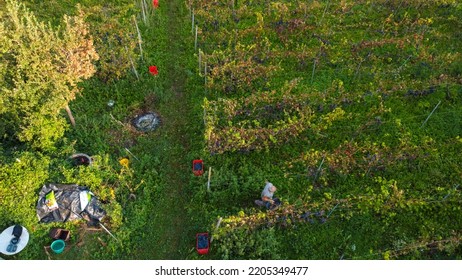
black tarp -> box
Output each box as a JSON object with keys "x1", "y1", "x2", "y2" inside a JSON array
[{"x1": 36, "y1": 183, "x2": 105, "y2": 223}]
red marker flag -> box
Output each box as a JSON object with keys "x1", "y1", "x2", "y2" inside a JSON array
[
  {"x1": 149, "y1": 66, "x2": 158, "y2": 75},
  {"x1": 153, "y1": 0, "x2": 159, "y2": 8}
]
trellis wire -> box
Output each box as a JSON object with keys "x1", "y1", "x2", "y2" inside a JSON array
[{"x1": 217, "y1": 189, "x2": 462, "y2": 235}]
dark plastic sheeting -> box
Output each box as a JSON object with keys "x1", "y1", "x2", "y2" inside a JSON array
[{"x1": 36, "y1": 183, "x2": 105, "y2": 223}]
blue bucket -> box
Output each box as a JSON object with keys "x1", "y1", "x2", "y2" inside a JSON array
[{"x1": 51, "y1": 239, "x2": 65, "y2": 254}]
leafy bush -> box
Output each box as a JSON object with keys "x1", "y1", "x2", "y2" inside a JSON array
[
  {"x1": 84, "y1": 5, "x2": 139, "y2": 83},
  {"x1": 0, "y1": 152, "x2": 50, "y2": 231},
  {"x1": 0, "y1": 0, "x2": 98, "y2": 151},
  {"x1": 216, "y1": 227, "x2": 282, "y2": 260}
]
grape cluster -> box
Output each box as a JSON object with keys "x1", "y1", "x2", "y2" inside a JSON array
[
  {"x1": 197, "y1": 234, "x2": 209, "y2": 249},
  {"x1": 193, "y1": 163, "x2": 203, "y2": 171},
  {"x1": 405, "y1": 86, "x2": 436, "y2": 97}
]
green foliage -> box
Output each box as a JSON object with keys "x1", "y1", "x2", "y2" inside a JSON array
[
  {"x1": 1, "y1": 0, "x2": 461, "y2": 261},
  {"x1": 216, "y1": 227, "x2": 282, "y2": 260},
  {"x1": 0, "y1": 152, "x2": 50, "y2": 230},
  {"x1": 192, "y1": 0, "x2": 462, "y2": 260},
  {"x1": 84, "y1": 4, "x2": 139, "y2": 83},
  {"x1": 0, "y1": 0, "x2": 98, "y2": 151}
]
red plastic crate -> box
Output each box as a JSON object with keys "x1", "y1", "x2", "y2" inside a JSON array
[
  {"x1": 196, "y1": 232, "x2": 209, "y2": 255},
  {"x1": 192, "y1": 159, "x2": 204, "y2": 176}
]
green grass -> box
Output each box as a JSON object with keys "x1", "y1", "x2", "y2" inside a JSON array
[{"x1": 1, "y1": 0, "x2": 461, "y2": 260}]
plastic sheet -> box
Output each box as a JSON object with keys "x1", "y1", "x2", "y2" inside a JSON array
[{"x1": 36, "y1": 183, "x2": 105, "y2": 223}]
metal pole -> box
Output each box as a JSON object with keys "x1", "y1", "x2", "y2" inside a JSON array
[
  {"x1": 192, "y1": 10, "x2": 195, "y2": 33},
  {"x1": 195, "y1": 25, "x2": 198, "y2": 50},
  {"x1": 99, "y1": 222, "x2": 120, "y2": 242},
  {"x1": 210, "y1": 217, "x2": 223, "y2": 243},
  {"x1": 198, "y1": 49, "x2": 201, "y2": 71},
  {"x1": 420, "y1": 100, "x2": 441, "y2": 128},
  {"x1": 207, "y1": 167, "x2": 212, "y2": 192},
  {"x1": 125, "y1": 147, "x2": 140, "y2": 161}
]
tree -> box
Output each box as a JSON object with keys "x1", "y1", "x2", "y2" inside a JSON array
[{"x1": 0, "y1": 0, "x2": 99, "y2": 150}]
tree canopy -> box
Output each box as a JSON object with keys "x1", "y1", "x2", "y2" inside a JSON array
[{"x1": 0, "y1": 0, "x2": 98, "y2": 150}]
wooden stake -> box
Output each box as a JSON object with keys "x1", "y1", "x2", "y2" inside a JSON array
[
  {"x1": 327, "y1": 203, "x2": 339, "y2": 217},
  {"x1": 203, "y1": 107, "x2": 207, "y2": 126},
  {"x1": 204, "y1": 62, "x2": 207, "y2": 85},
  {"x1": 133, "y1": 16, "x2": 143, "y2": 59},
  {"x1": 97, "y1": 237, "x2": 108, "y2": 247},
  {"x1": 125, "y1": 147, "x2": 140, "y2": 161},
  {"x1": 110, "y1": 113, "x2": 125, "y2": 127},
  {"x1": 192, "y1": 10, "x2": 195, "y2": 33},
  {"x1": 314, "y1": 156, "x2": 325, "y2": 181},
  {"x1": 195, "y1": 25, "x2": 198, "y2": 50},
  {"x1": 99, "y1": 222, "x2": 120, "y2": 243},
  {"x1": 210, "y1": 217, "x2": 222, "y2": 243},
  {"x1": 65, "y1": 105, "x2": 76, "y2": 127},
  {"x1": 44, "y1": 246, "x2": 52, "y2": 260},
  {"x1": 311, "y1": 58, "x2": 317, "y2": 84},
  {"x1": 140, "y1": 0, "x2": 146, "y2": 24},
  {"x1": 126, "y1": 46, "x2": 139, "y2": 80},
  {"x1": 207, "y1": 167, "x2": 212, "y2": 192}
]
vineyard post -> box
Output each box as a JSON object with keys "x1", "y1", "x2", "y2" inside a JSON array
[
  {"x1": 205, "y1": 62, "x2": 207, "y2": 86},
  {"x1": 327, "y1": 203, "x2": 340, "y2": 218},
  {"x1": 198, "y1": 49, "x2": 201, "y2": 72},
  {"x1": 140, "y1": 0, "x2": 146, "y2": 24},
  {"x1": 207, "y1": 167, "x2": 212, "y2": 192},
  {"x1": 195, "y1": 25, "x2": 198, "y2": 50},
  {"x1": 126, "y1": 46, "x2": 140, "y2": 80},
  {"x1": 420, "y1": 100, "x2": 441, "y2": 128},
  {"x1": 197, "y1": 49, "x2": 202, "y2": 71},
  {"x1": 313, "y1": 156, "x2": 325, "y2": 182},
  {"x1": 125, "y1": 147, "x2": 140, "y2": 161},
  {"x1": 203, "y1": 107, "x2": 207, "y2": 126},
  {"x1": 210, "y1": 217, "x2": 223, "y2": 243},
  {"x1": 133, "y1": 16, "x2": 143, "y2": 60},
  {"x1": 65, "y1": 105, "x2": 76, "y2": 127},
  {"x1": 192, "y1": 10, "x2": 195, "y2": 33},
  {"x1": 99, "y1": 222, "x2": 121, "y2": 243}
]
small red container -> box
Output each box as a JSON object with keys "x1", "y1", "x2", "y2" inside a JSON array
[
  {"x1": 149, "y1": 65, "x2": 158, "y2": 75},
  {"x1": 196, "y1": 232, "x2": 209, "y2": 255},
  {"x1": 192, "y1": 159, "x2": 204, "y2": 176}
]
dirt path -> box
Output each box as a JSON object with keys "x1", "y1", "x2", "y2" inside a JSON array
[
  {"x1": 157, "y1": 0, "x2": 191, "y2": 258},
  {"x1": 135, "y1": 0, "x2": 192, "y2": 259}
]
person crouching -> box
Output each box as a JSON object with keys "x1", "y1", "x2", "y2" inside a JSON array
[{"x1": 255, "y1": 181, "x2": 281, "y2": 210}]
